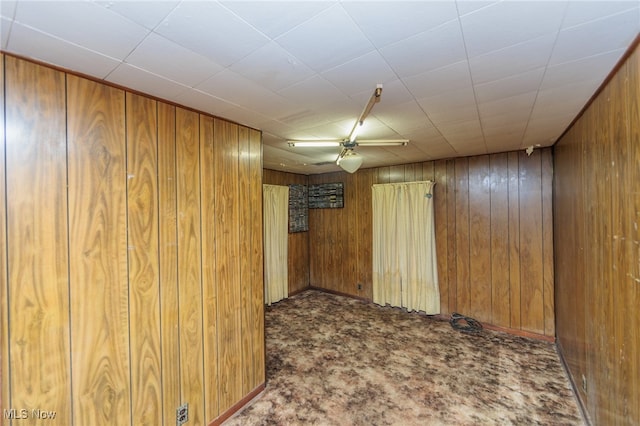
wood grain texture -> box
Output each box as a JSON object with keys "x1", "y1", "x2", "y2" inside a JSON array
[
  {"x1": 199, "y1": 115, "x2": 220, "y2": 420},
  {"x1": 175, "y1": 107, "x2": 205, "y2": 426},
  {"x1": 126, "y1": 92, "x2": 162, "y2": 426},
  {"x1": 238, "y1": 126, "x2": 253, "y2": 396},
  {"x1": 157, "y1": 102, "x2": 181, "y2": 426},
  {"x1": 507, "y1": 152, "x2": 522, "y2": 330},
  {"x1": 356, "y1": 168, "x2": 377, "y2": 301},
  {"x1": 306, "y1": 151, "x2": 553, "y2": 336},
  {"x1": 541, "y1": 149, "x2": 554, "y2": 337},
  {"x1": 249, "y1": 128, "x2": 265, "y2": 389},
  {"x1": 555, "y1": 42, "x2": 639, "y2": 426},
  {"x1": 67, "y1": 75, "x2": 131, "y2": 426},
  {"x1": 434, "y1": 160, "x2": 450, "y2": 314},
  {"x1": 468, "y1": 156, "x2": 491, "y2": 322},
  {"x1": 490, "y1": 153, "x2": 510, "y2": 327},
  {"x1": 627, "y1": 45, "x2": 639, "y2": 426},
  {"x1": 0, "y1": 53, "x2": 7, "y2": 422},
  {"x1": 518, "y1": 150, "x2": 544, "y2": 334},
  {"x1": 454, "y1": 158, "x2": 471, "y2": 316},
  {"x1": 445, "y1": 160, "x2": 458, "y2": 312},
  {"x1": 2, "y1": 55, "x2": 265, "y2": 426},
  {"x1": 214, "y1": 118, "x2": 242, "y2": 413},
  {"x1": 4, "y1": 56, "x2": 72, "y2": 425}
]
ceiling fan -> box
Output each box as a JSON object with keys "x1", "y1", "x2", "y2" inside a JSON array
[{"x1": 287, "y1": 84, "x2": 409, "y2": 173}]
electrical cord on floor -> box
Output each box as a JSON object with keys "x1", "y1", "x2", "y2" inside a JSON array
[{"x1": 449, "y1": 312, "x2": 483, "y2": 334}]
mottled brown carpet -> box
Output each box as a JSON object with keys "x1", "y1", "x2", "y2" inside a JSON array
[{"x1": 225, "y1": 290, "x2": 583, "y2": 425}]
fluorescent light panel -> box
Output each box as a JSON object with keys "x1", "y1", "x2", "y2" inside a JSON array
[
  {"x1": 355, "y1": 140, "x2": 409, "y2": 146},
  {"x1": 287, "y1": 140, "x2": 342, "y2": 147}
]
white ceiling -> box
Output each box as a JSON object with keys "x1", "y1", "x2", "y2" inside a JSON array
[{"x1": 1, "y1": 1, "x2": 639, "y2": 174}]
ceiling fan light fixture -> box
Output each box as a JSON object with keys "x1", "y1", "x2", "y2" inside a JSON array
[
  {"x1": 288, "y1": 140, "x2": 342, "y2": 147},
  {"x1": 349, "y1": 123, "x2": 361, "y2": 142},
  {"x1": 355, "y1": 139, "x2": 409, "y2": 147},
  {"x1": 347, "y1": 83, "x2": 383, "y2": 142},
  {"x1": 336, "y1": 149, "x2": 363, "y2": 173}
]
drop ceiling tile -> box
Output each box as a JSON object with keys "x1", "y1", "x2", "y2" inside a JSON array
[
  {"x1": 107, "y1": 63, "x2": 189, "y2": 101},
  {"x1": 125, "y1": 33, "x2": 223, "y2": 87},
  {"x1": 276, "y1": 108, "x2": 334, "y2": 132},
  {"x1": 156, "y1": 1, "x2": 269, "y2": 67},
  {"x1": 342, "y1": 1, "x2": 458, "y2": 48},
  {"x1": 374, "y1": 100, "x2": 432, "y2": 134},
  {"x1": 541, "y1": 49, "x2": 626, "y2": 90},
  {"x1": 277, "y1": 74, "x2": 350, "y2": 108},
  {"x1": 417, "y1": 86, "x2": 479, "y2": 125},
  {"x1": 13, "y1": 1, "x2": 148, "y2": 59},
  {"x1": 479, "y1": 98, "x2": 533, "y2": 127},
  {"x1": 456, "y1": 1, "x2": 500, "y2": 17},
  {"x1": 484, "y1": 137, "x2": 523, "y2": 153},
  {"x1": 403, "y1": 60, "x2": 472, "y2": 99},
  {"x1": 275, "y1": 4, "x2": 375, "y2": 73},
  {"x1": 561, "y1": 1, "x2": 639, "y2": 29},
  {"x1": 483, "y1": 121, "x2": 527, "y2": 139},
  {"x1": 196, "y1": 69, "x2": 298, "y2": 120},
  {"x1": 171, "y1": 88, "x2": 239, "y2": 118},
  {"x1": 419, "y1": 139, "x2": 459, "y2": 159},
  {"x1": 438, "y1": 119, "x2": 484, "y2": 139},
  {"x1": 474, "y1": 68, "x2": 544, "y2": 105},
  {"x1": 0, "y1": 1, "x2": 16, "y2": 19},
  {"x1": 1, "y1": 16, "x2": 12, "y2": 49},
  {"x1": 221, "y1": 1, "x2": 334, "y2": 39},
  {"x1": 469, "y1": 34, "x2": 555, "y2": 85},
  {"x1": 549, "y1": 8, "x2": 639, "y2": 66},
  {"x1": 522, "y1": 114, "x2": 575, "y2": 146},
  {"x1": 210, "y1": 103, "x2": 271, "y2": 130},
  {"x1": 6, "y1": 21, "x2": 121, "y2": 79},
  {"x1": 320, "y1": 51, "x2": 398, "y2": 97},
  {"x1": 301, "y1": 117, "x2": 358, "y2": 140},
  {"x1": 230, "y1": 41, "x2": 315, "y2": 92},
  {"x1": 379, "y1": 19, "x2": 466, "y2": 78},
  {"x1": 532, "y1": 78, "x2": 602, "y2": 120},
  {"x1": 96, "y1": 1, "x2": 180, "y2": 30},
  {"x1": 405, "y1": 126, "x2": 445, "y2": 142},
  {"x1": 460, "y1": 0, "x2": 567, "y2": 58}
]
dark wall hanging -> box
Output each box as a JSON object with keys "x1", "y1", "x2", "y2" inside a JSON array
[
  {"x1": 308, "y1": 182, "x2": 344, "y2": 209},
  {"x1": 288, "y1": 184, "x2": 308, "y2": 233}
]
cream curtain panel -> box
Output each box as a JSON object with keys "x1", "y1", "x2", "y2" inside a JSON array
[
  {"x1": 263, "y1": 184, "x2": 289, "y2": 306},
  {"x1": 372, "y1": 181, "x2": 440, "y2": 314}
]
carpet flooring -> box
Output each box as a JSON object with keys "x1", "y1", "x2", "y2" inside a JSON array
[{"x1": 224, "y1": 290, "x2": 584, "y2": 425}]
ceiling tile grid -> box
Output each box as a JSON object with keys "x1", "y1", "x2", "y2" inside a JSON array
[{"x1": 0, "y1": 0, "x2": 638, "y2": 174}]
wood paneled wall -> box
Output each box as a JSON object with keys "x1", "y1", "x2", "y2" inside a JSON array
[
  {"x1": 0, "y1": 55, "x2": 264, "y2": 426},
  {"x1": 307, "y1": 150, "x2": 555, "y2": 337},
  {"x1": 554, "y1": 42, "x2": 639, "y2": 425},
  {"x1": 263, "y1": 170, "x2": 310, "y2": 296}
]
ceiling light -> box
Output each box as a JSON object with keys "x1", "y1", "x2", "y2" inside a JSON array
[
  {"x1": 347, "y1": 84, "x2": 383, "y2": 142},
  {"x1": 355, "y1": 140, "x2": 409, "y2": 146},
  {"x1": 287, "y1": 140, "x2": 342, "y2": 147},
  {"x1": 336, "y1": 149, "x2": 363, "y2": 174}
]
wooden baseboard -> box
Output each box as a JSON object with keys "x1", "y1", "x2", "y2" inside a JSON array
[
  {"x1": 208, "y1": 383, "x2": 265, "y2": 426},
  {"x1": 308, "y1": 286, "x2": 370, "y2": 302}
]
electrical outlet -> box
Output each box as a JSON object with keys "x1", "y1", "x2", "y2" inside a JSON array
[
  {"x1": 357, "y1": 283, "x2": 362, "y2": 290},
  {"x1": 177, "y1": 403, "x2": 188, "y2": 426},
  {"x1": 581, "y1": 374, "x2": 587, "y2": 393}
]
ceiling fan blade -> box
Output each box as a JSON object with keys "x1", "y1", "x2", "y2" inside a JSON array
[
  {"x1": 355, "y1": 139, "x2": 409, "y2": 147},
  {"x1": 287, "y1": 140, "x2": 343, "y2": 147},
  {"x1": 348, "y1": 84, "x2": 383, "y2": 142}
]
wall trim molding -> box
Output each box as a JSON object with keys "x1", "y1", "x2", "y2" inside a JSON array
[{"x1": 209, "y1": 383, "x2": 266, "y2": 426}]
